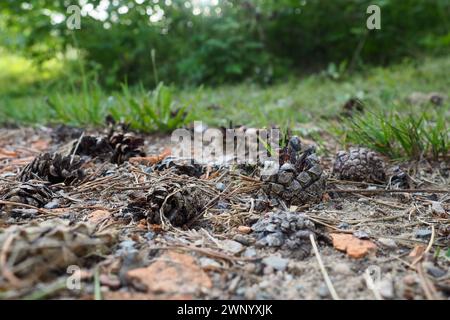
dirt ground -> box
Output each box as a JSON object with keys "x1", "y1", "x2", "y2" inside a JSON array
[{"x1": 0, "y1": 126, "x2": 448, "y2": 300}]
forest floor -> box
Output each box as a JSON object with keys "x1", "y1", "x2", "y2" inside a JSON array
[{"x1": 0, "y1": 124, "x2": 448, "y2": 300}]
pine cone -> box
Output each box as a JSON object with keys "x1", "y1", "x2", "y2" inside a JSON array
[
  {"x1": 261, "y1": 137, "x2": 327, "y2": 205},
  {"x1": 71, "y1": 136, "x2": 112, "y2": 158},
  {"x1": 333, "y1": 147, "x2": 386, "y2": 183},
  {"x1": 19, "y1": 153, "x2": 84, "y2": 184},
  {"x1": 126, "y1": 183, "x2": 207, "y2": 227},
  {"x1": 2, "y1": 181, "x2": 52, "y2": 208},
  {"x1": 155, "y1": 157, "x2": 204, "y2": 177},
  {"x1": 109, "y1": 133, "x2": 145, "y2": 164},
  {"x1": 251, "y1": 209, "x2": 316, "y2": 259}
]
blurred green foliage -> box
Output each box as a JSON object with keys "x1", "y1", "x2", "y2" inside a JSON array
[{"x1": 0, "y1": 0, "x2": 449, "y2": 87}]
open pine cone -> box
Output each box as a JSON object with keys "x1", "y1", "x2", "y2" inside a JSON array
[
  {"x1": 19, "y1": 153, "x2": 84, "y2": 184},
  {"x1": 70, "y1": 119, "x2": 145, "y2": 164},
  {"x1": 252, "y1": 209, "x2": 316, "y2": 259},
  {"x1": 109, "y1": 133, "x2": 145, "y2": 164},
  {"x1": 2, "y1": 180, "x2": 52, "y2": 208},
  {"x1": 333, "y1": 147, "x2": 386, "y2": 183},
  {"x1": 261, "y1": 136, "x2": 327, "y2": 205},
  {"x1": 126, "y1": 182, "x2": 207, "y2": 227}
]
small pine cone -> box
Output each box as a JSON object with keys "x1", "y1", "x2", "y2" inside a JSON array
[
  {"x1": 19, "y1": 153, "x2": 84, "y2": 184},
  {"x1": 72, "y1": 136, "x2": 113, "y2": 157},
  {"x1": 2, "y1": 181, "x2": 52, "y2": 208},
  {"x1": 251, "y1": 210, "x2": 316, "y2": 259},
  {"x1": 261, "y1": 137, "x2": 327, "y2": 205},
  {"x1": 333, "y1": 147, "x2": 386, "y2": 183},
  {"x1": 126, "y1": 183, "x2": 207, "y2": 227},
  {"x1": 109, "y1": 133, "x2": 145, "y2": 164}
]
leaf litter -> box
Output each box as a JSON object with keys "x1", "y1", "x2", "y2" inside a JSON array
[{"x1": 0, "y1": 122, "x2": 448, "y2": 300}]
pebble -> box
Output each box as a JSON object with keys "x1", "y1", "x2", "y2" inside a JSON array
[
  {"x1": 353, "y1": 230, "x2": 370, "y2": 239},
  {"x1": 44, "y1": 200, "x2": 60, "y2": 209},
  {"x1": 358, "y1": 198, "x2": 369, "y2": 204},
  {"x1": 415, "y1": 229, "x2": 432, "y2": 239},
  {"x1": 431, "y1": 201, "x2": 445, "y2": 215},
  {"x1": 237, "y1": 226, "x2": 252, "y2": 234},
  {"x1": 243, "y1": 248, "x2": 257, "y2": 258},
  {"x1": 221, "y1": 239, "x2": 244, "y2": 254},
  {"x1": 377, "y1": 278, "x2": 395, "y2": 299},
  {"x1": 233, "y1": 234, "x2": 253, "y2": 246},
  {"x1": 215, "y1": 182, "x2": 226, "y2": 192},
  {"x1": 199, "y1": 257, "x2": 221, "y2": 269},
  {"x1": 378, "y1": 238, "x2": 397, "y2": 249},
  {"x1": 318, "y1": 285, "x2": 330, "y2": 298},
  {"x1": 262, "y1": 256, "x2": 289, "y2": 271},
  {"x1": 334, "y1": 263, "x2": 352, "y2": 275},
  {"x1": 423, "y1": 262, "x2": 447, "y2": 278}
]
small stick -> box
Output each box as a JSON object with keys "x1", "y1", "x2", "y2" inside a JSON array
[{"x1": 309, "y1": 234, "x2": 340, "y2": 300}]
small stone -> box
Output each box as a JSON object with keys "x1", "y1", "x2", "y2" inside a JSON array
[
  {"x1": 199, "y1": 257, "x2": 221, "y2": 269},
  {"x1": 262, "y1": 255, "x2": 289, "y2": 271},
  {"x1": 221, "y1": 239, "x2": 244, "y2": 254},
  {"x1": 424, "y1": 263, "x2": 447, "y2": 278},
  {"x1": 377, "y1": 278, "x2": 394, "y2": 299},
  {"x1": 431, "y1": 201, "x2": 445, "y2": 215},
  {"x1": 378, "y1": 238, "x2": 397, "y2": 249},
  {"x1": 44, "y1": 200, "x2": 60, "y2": 209},
  {"x1": 144, "y1": 231, "x2": 156, "y2": 241},
  {"x1": 415, "y1": 229, "x2": 432, "y2": 239},
  {"x1": 318, "y1": 285, "x2": 330, "y2": 298},
  {"x1": 237, "y1": 226, "x2": 252, "y2": 234},
  {"x1": 357, "y1": 198, "x2": 369, "y2": 204},
  {"x1": 215, "y1": 182, "x2": 226, "y2": 192},
  {"x1": 264, "y1": 233, "x2": 284, "y2": 247},
  {"x1": 334, "y1": 263, "x2": 352, "y2": 275},
  {"x1": 337, "y1": 222, "x2": 350, "y2": 230},
  {"x1": 243, "y1": 248, "x2": 257, "y2": 258},
  {"x1": 233, "y1": 234, "x2": 253, "y2": 246},
  {"x1": 353, "y1": 230, "x2": 370, "y2": 239}
]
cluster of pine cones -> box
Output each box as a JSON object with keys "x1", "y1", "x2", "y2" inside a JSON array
[
  {"x1": 1, "y1": 117, "x2": 146, "y2": 214},
  {"x1": 72, "y1": 117, "x2": 145, "y2": 164}
]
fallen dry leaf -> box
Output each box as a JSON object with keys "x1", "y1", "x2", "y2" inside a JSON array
[
  {"x1": 0, "y1": 148, "x2": 18, "y2": 158},
  {"x1": 126, "y1": 251, "x2": 212, "y2": 295},
  {"x1": 87, "y1": 209, "x2": 111, "y2": 224},
  {"x1": 330, "y1": 233, "x2": 377, "y2": 259},
  {"x1": 31, "y1": 139, "x2": 49, "y2": 152},
  {"x1": 129, "y1": 148, "x2": 171, "y2": 166},
  {"x1": 408, "y1": 245, "x2": 426, "y2": 259}
]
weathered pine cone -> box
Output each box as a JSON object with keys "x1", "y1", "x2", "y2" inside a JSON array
[
  {"x1": 2, "y1": 180, "x2": 52, "y2": 208},
  {"x1": 261, "y1": 137, "x2": 327, "y2": 205},
  {"x1": 19, "y1": 153, "x2": 84, "y2": 184},
  {"x1": 71, "y1": 136, "x2": 113, "y2": 158},
  {"x1": 109, "y1": 133, "x2": 145, "y2": 164},
  {"x1": 252, "y1": 210, "x2": 316, "y2": 259},
  {"x1": 333, "y1": 147, "x2": 386, "y2": 183},
  {"x1": 126, "y1": 183, "x2": 207, "y2": 227}
]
